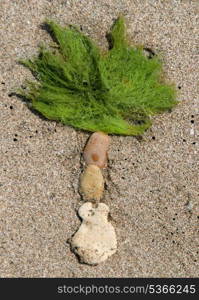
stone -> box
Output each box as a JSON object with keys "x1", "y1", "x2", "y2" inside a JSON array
[
  {"x1": 80, "y1": 164, "x2": 104, "y2": 201},
  {"x1": 70, "y1": 202, "x2": 117, "y2": 265},
  {"x1": 83, "y1": 132, "x2": 111, "y2": 168}
]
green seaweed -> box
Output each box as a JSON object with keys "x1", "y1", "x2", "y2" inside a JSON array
[{"x1": 19, "y1": 16, "x2": 177, "y2": 136}]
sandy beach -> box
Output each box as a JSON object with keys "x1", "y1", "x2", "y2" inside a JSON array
[{"x1": 0, "y1": 0, "x2": 198, "y2": 277}]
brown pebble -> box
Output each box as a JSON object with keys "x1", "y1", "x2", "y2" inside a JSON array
[
  {"x1": 80, "y1": 165, "x2": 104, "y2": 201},
  {"x1": 92, "y1": 153, "x2": 99, "y2": 161},
  {"x1": 83, "y1": 132, "x2": 111, "y2": 168}
]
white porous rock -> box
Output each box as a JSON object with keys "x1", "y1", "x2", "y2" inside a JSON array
[
  {"x1": 80, "y1": 164, "x2": 104, "y2": 201},
  {"x1": 70, "y1": 202, "x2": 117, "y2": 265}
]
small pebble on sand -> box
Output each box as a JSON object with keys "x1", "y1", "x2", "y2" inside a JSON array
[
  {"x1": 83, "y1": 132, "x2": 111, "y2": 168},
  {"x1": 80, "y1": 164, "x2": 104, "y2": 201}
]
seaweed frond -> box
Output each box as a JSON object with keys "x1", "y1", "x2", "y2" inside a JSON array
[{"x1": 18, "y1": 16, "x2": 177, "y2": 136}]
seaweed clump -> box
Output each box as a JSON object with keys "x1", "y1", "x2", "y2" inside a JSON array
[{"x1": 19, "y1": 17, "x2": 177, "y2": 136}]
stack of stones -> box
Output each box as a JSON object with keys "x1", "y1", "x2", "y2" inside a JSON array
[
  {"x1": 80, "y1": 131, "x2": 110, "y2": 202},
  {"x1": 70, "y1": 132, "x2": 117, "y2": 265}
]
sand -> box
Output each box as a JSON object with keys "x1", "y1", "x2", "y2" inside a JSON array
[{"x1": 0, "y1": 0, "x2": 198, "y2": 277}]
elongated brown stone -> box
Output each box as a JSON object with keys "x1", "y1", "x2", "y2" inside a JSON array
[{"x1": 83, "y1": 132, "x2": 111, "y2": 168}]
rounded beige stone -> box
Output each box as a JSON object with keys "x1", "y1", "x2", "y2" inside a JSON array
[
  {"x1": 80, "y1": 164, "x2": 104, "y2": 201},
  {"x1": 83, "y1": 132, "x2": 111, "y2": 168}
]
